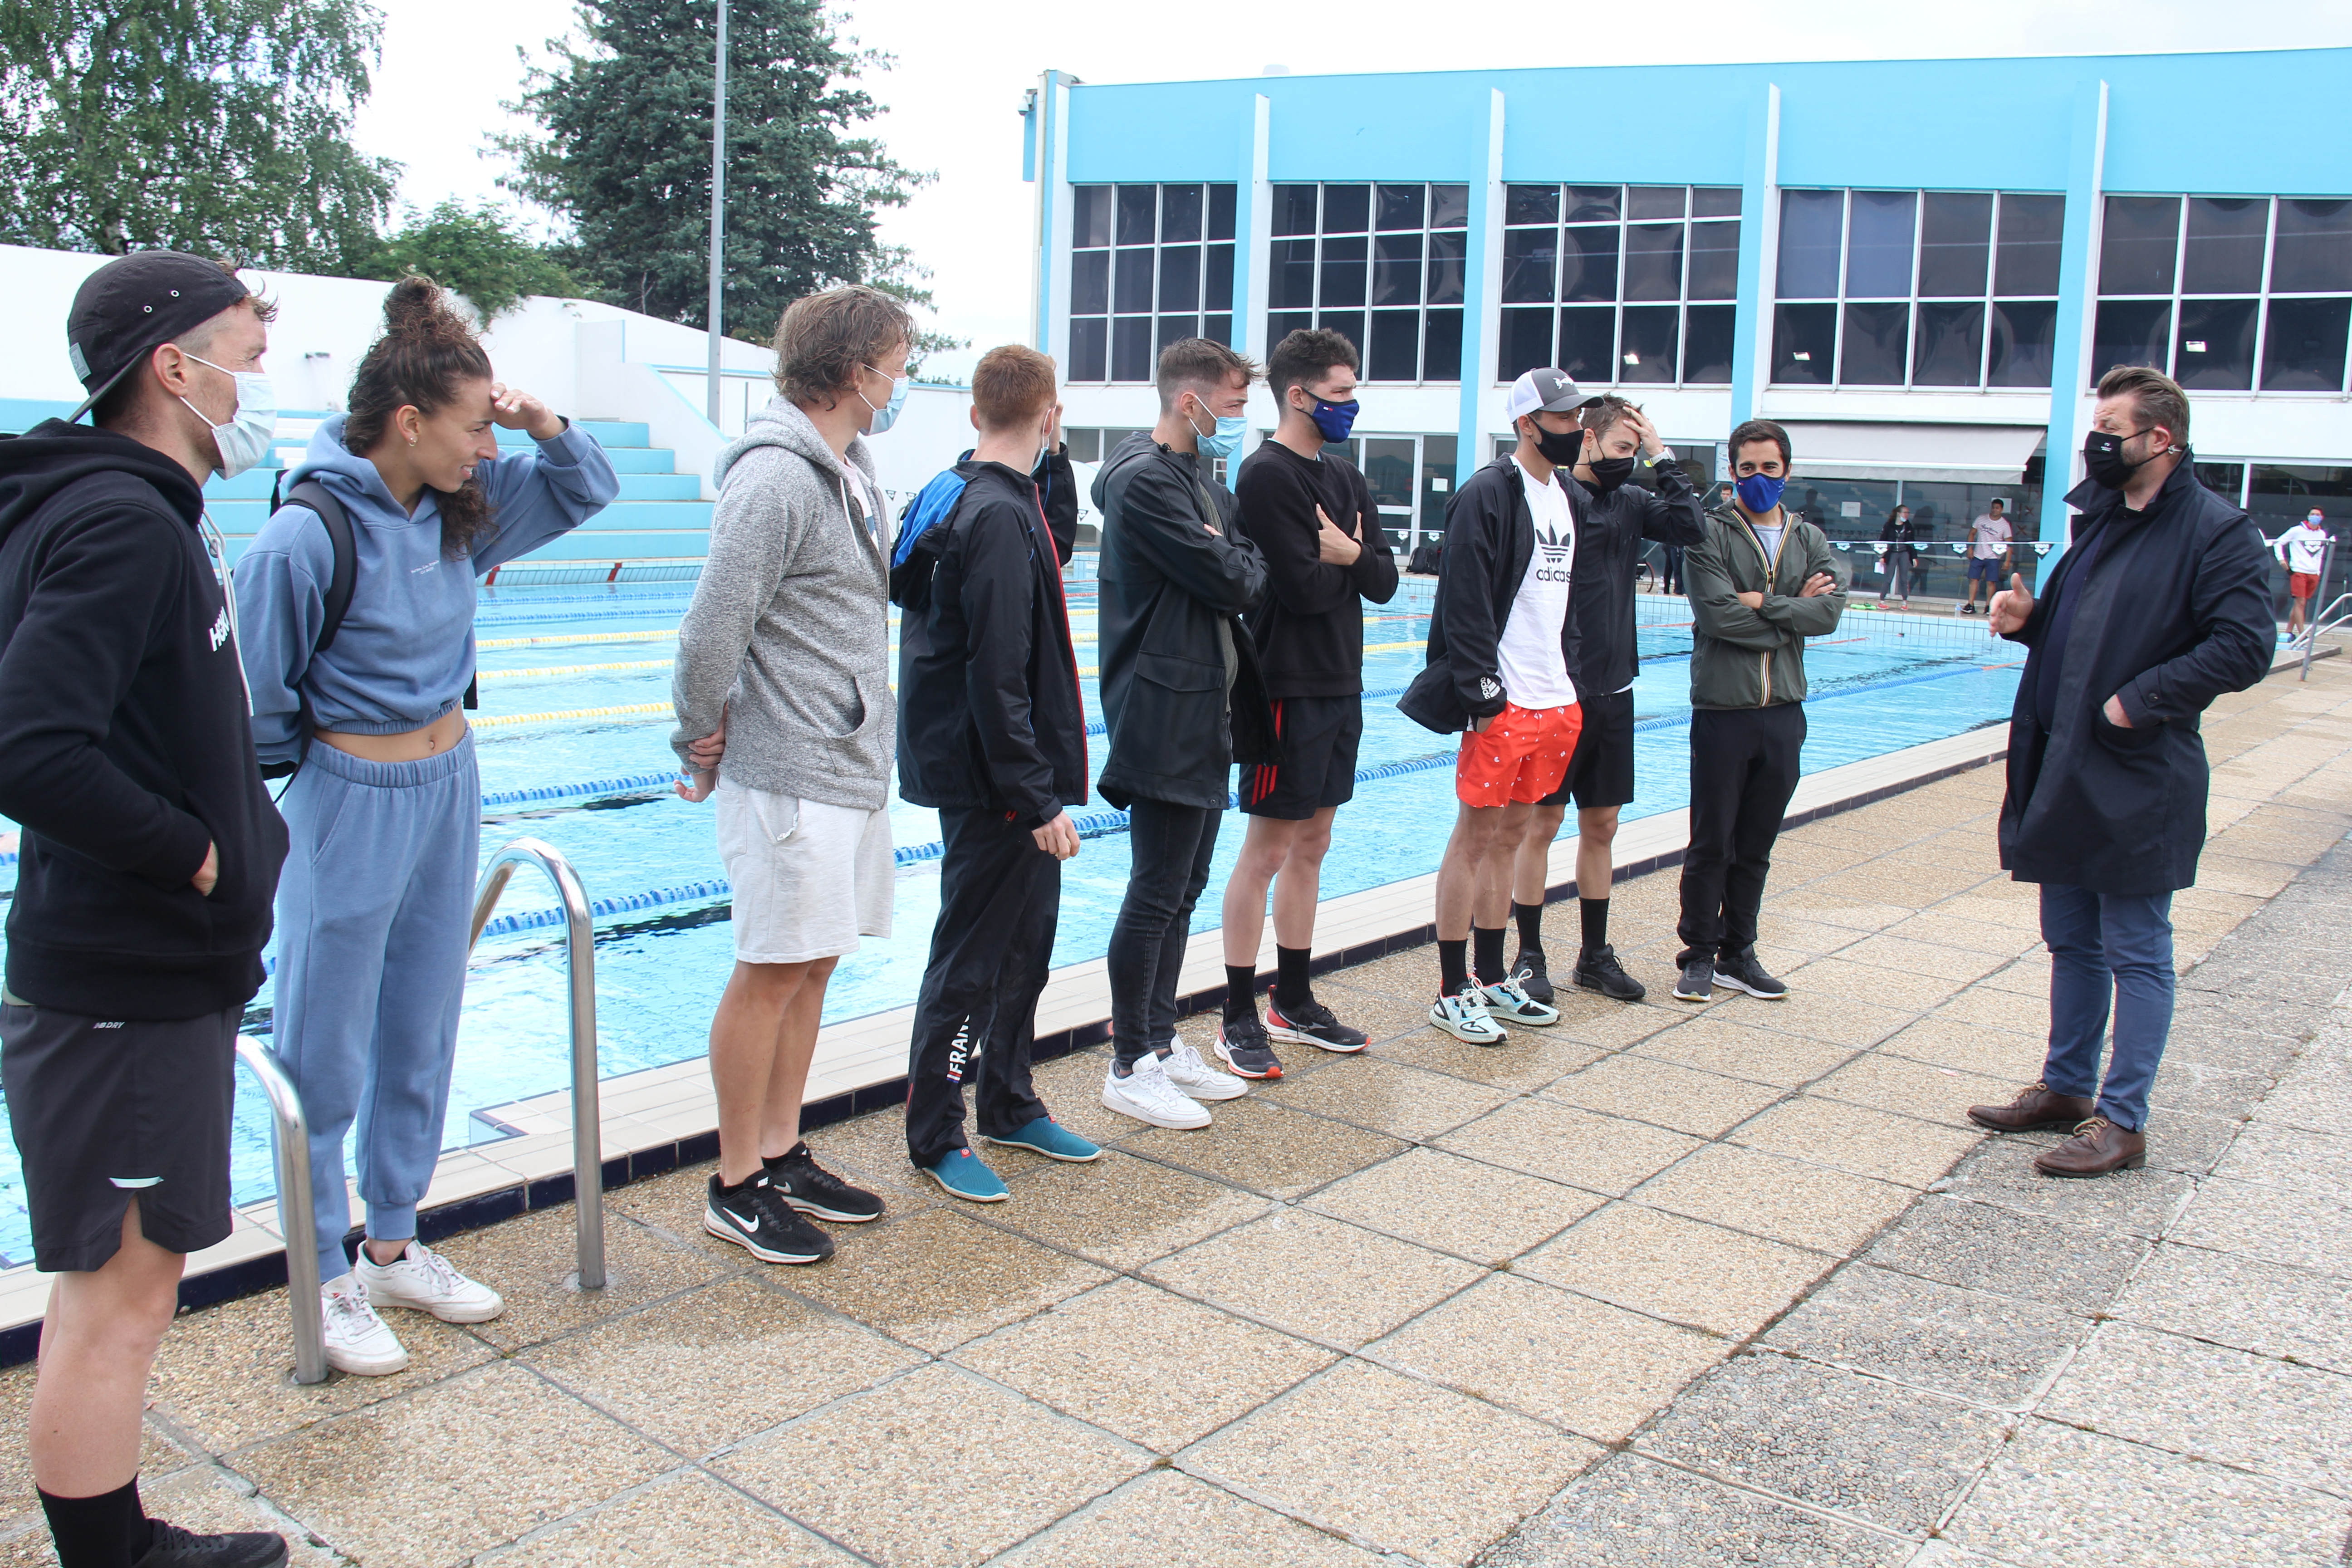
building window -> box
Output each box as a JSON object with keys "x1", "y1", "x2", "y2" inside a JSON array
[
  {"x1": 1497, "y1": 184, "x2": 1743, "y2": 387},
  {"x1": 2092, "y1": 196, "x2": 2352, "y2": 393},
  {"x1": 1267, "y1": 182, "x2": 1469, "y2": 382},
  {"x1": 1068, "y1": 184, "x2": 1237, "y2": 383},
  {"x1": 1770, "y1": 189, "x2": 2064, "y2": 390}
]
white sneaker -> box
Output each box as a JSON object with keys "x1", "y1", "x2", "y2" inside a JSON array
[
  {"x1": 1161, "y1": 1034, "x2": 1250, "y2": 1101},
  {"x1": 1479, "y1": 974, "x2": 1560, "y2": 1026},
  {"x1": 321, "y1": 1276, "x2": 409, "y2": 1376},
  {"x1": 1101, "y1": 1051, "x2": 1212, "y2": 1129},
  {"x1": 353, "y1": 1240, "x2": 505, "y2": 1323},
  {"x1": 1430, "y1": 984, "x2": 1509, "y2": 1046}
]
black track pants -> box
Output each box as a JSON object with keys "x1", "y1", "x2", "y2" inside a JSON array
[{"x1": 1677, "y1": 704, "x2": 1806, "y2": 965}]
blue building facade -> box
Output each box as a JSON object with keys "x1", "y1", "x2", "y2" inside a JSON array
[{"x1": 1022, "y1": 50, "x2": 2352, "y2": 578}]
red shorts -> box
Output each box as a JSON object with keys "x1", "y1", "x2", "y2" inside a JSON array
[
  {"x1": 2292, "y1": 572, "x2": 2319, "y2": 599},
  {"x1": 1456, "y1": 702, "x2": 1584, "y2": 807}
]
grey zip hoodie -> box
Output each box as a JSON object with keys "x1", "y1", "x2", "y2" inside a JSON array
[{"x1": 671, "y1": 395, "x2": 893, "y2": 809}]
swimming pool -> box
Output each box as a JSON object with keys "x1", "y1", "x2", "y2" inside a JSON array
[{"x1": 0, "y1": 578, "x2": 2022, "y2": 1264}]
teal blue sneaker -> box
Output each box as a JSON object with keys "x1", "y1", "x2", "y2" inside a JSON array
[
  {"x1": 920, "y1": 1147, "x2": 1009, "y2": 1202},
  {"x1": 982, "y1": 1116, "x2": 1104, "y2": 1163}
]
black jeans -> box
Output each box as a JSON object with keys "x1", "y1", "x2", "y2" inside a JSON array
[
  {"x1": 1107, "y1": 797, "x2": 1222, "y2": 1068},
  {"x1": 903, "y1": 808, "x2": 1056, "y2": 1166},
  {"x1": 1677, "y1": 704, "x2": 1806, "y2": 965}
]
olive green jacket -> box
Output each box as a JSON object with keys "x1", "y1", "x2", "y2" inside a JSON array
[{"x1": 1683, "y1": 503, "x2": 1847, "y2": 709}]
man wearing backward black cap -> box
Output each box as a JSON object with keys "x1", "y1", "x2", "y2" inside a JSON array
[{"x1": 0, "y1": 251, "x2": 291, "y2": 1568}]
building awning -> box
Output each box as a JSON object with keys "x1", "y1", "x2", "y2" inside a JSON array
[{"x1": 1781, "y1": 422, "x2": 2046, "y2": 485}]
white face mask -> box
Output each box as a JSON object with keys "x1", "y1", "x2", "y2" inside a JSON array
[{"x1": 179, "y1": 352, "x2": 276, "y2": 479}]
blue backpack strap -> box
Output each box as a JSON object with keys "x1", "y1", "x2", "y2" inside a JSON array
[{"x1": 892, "y1": 469, "x2": 970, "y2": 568}]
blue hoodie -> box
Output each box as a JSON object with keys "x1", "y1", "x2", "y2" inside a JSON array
[{"x1": 233, "y1": 416, "x2": 619, "y2": 765}]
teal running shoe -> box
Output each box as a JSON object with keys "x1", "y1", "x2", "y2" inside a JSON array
[
  {"x1": 982, "y1": 1116, "x2": 1103, "y2": 1163},
  {"x1": 921, "y1": 1147, "x2": 1010, "y2": 1202}
]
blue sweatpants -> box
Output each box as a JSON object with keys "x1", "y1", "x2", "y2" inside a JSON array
[{"x1": 273, "y1": 734, "x2": 479, "y2": 1284}]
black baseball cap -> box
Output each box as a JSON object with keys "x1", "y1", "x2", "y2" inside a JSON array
[{"x1": 65, "y1": 250, "x2": 256, "y2": 423}]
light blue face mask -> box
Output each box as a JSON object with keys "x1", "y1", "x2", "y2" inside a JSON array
[
  {"x1": 1187, "y1": 394, "x2": 1246, "y2": 464},
  {"x1": 860, "y1": 363, "x2": 911, "y2": 435},
  {"x1": 179, "y1": 353, "x2": 276, "y2": 479}
]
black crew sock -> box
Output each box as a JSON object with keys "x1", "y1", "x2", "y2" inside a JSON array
[
  {"x1": 1274, "y1": 946, "x2": 1313, "y2": 1011},
  {"x1": 1512, "y1": 900, "x2": 1545, "y2": 956},
  {"x1": 762, "y1": 1142, "x2": 810, "y2": 1172},
  {"x1": 1581, "y1": 897, "x2": 1611, "y2": 955},
  {"x1": 1223, "y1": 965, "x2": 1258, "y2": 1024},
  {"x1": 1472, "y1": 925, "x2": 1508, "y2": 986},
  {"x1": 1438, "y1": 938, "x2": 1470, "y2": 996},
  {"x1": 39, "y1": 1477, "x2": 145, "y2": 1568}
]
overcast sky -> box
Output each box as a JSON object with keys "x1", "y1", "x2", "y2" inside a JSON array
[{"x1": 352, "y1": 0, "x2": 2351, "y2": 381}]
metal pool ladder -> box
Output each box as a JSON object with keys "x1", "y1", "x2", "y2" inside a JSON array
[{"x1": 235, "y1": 1036, "x2": 328, "y2": 1385}]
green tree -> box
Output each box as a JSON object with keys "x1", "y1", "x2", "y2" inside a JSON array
[
  {"x1": 0, "y1": 0, "x2": 397, "y2": 270},
  {"x1": 368, "y1": 202, "x2": 582, "y2": 322}
]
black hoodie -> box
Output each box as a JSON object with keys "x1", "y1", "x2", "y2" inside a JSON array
[{"x1": 0, "y1": 419, "x2": 288, "y2": 1019}]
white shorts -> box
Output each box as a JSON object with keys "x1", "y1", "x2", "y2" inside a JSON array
[{"x1": 714, "y1": 780, "x2": 894, "y2": 964}]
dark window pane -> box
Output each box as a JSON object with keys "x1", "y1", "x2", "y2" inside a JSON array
[
  {"x1": 1558, "y1": 307, "x2": 1615, "y2": 384},
  {"x1": 1684, "y1": 304, "x2": 1736, "y2": 382},
  {"x1": 1372, "y1": 234, "x2": 1424, "y2": 305},
  {"x1": 1116, "y1": 185, "x2": 1157, "y2": 246},
  {"x1": 1322, "y1": 185, "x2": 1371, "y2": 233},
  {"x1": 1687, "y1": 221, "x2": 1740, "y2": 300},
  {"x1": 1773, "y1": 303, "x2": 1837, "y2": 382},
  {"x1": 1368, "y1": 310, "x2": 1421, "y2": 381},
  {"x1": 1498, "y1": 308, "x2": 1554, "y2": 381},
  {"x1": 1777, "y1": 189, "x2": 1843, "y2": 298},
  {"x1": 1266, "y1": 310, "x2": 1312, "y2": 345},
  {"x1": 1114, "y1": 247, "x2": 1154, "y2": 313},
  {"x1": 1423, "y1": 309, "x2": 1464, "y2": 381},
  {"x1": 1562, "y1": 226, "x2": 1620, "y2": 303},
  {"x1": 1065, "y1": 428, "x2": 1101, "y2": 462},
  {"x1": 1269, "y1": 239, "x2": 1317, "y2": 309},
  {"x1": 1112, "y1": 316, "x2": 1153, "y2": 382},
  {"x1": 1319, "y1": 235, "x2": 1368, "y2": 307},
  {"x1": 1068, "y1": 316, "x2": 1107, "y2": 382},
  {"x1": 1988, "y1": 299, "x2": 2059, "y2": 387},
  {"x1": 1994, "y1": 193, "x2": 2066, "y2": 297},
  {"x1": 1317, "y1": 311, "x2": 1366, "y2": 355},
  {"x1": 1376, "y1": 184, "x2": 1426, "y2": 231},
  {"x1": 2175, "y1": 296, "x2": 2258, "y2": 390},
  {"x1": 1273, "y1": 184, "x2": 1319, "y2": 237},
  {"x1": 1846, "y1": 191, "x2": 1916, "y2": 299},
  {"x1": 1566, "y1": 186, "x2": 1621, "y2": 224},
  {"x1": 2090, "y1": 299, "x2": 2172, "y2": 383},
  {"x1": 1070, "y1": 250, "x2": 1109, "y2": 315},
  {"x1": 1913, "y1": 301, "x2": 1985, "y2": 385},
  {"x1": 1502, "y1": 228, "x2": 1559, "y2": 304},
  {"x1": 2193, "y1": 461, "x2": 2244, "y2": 500},
  {"x1": 1205, "y1": 244, "x2": 1234, "y2": 311},
  {"x1": 1429, "y1": 185, "x2": 1470, "y2": 229},
  {"x1": 2182, "y1": 197, "x2": 2267, "y2": 294},
  {"x1": 1693, "y1": 186, "x2": 1742, "y2": 218},
  {"x1": 1073, "y1": 186, "x2": 1112, "y2": 250},
  {"x1": 1205, "y1": 312, "x2": 1233, "y2": 347},
  {"x1": 1157, "y1": 315, "x2": 1202, "y2": 353},
  {"x1": 1919, "y1": 192, "x2": 1992, "y2": 297},
  {"x1": 1158, "y1": 246, "x2": 1201, "y2": 313},
  {"x1": 1506, "y1": 185, "x2": 1558, "y2": 226},
  {"x1": 1841, "y1": 301, "x2": 1910, "y2": 383},
  {"x1": 1627, "y1": 186, "x2": 1686, "y2": 220},
  {"x1": 1619, "y1": 306, "x2": 1678, "y2": 383},
  {"x1": 1160, "y1": 184, "x2": 1204, "y2": 245},
  {"x1": 1426, "y1": 231, "x2": 1467, "y2": 305},
  {"x1": 2099, "y1": 196, "x2": 2180, "y2": 294},
  {"x1": 1207, "y1": 184, "x2": 1237, "y2": 241},
  {"x1": 2273, "y1": 200, "x2": 2352, "y2": 293},
  {"x1": 2261, "y1": 297, "x2": 2352, "y2": 391},
  {"x1": 1623, "y1": 223, "x2": 1684, "y2": 301}
]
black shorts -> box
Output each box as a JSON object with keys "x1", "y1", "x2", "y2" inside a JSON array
[
  {"x1": 1, "y1": 997, "x2": 240, "y2": 1272},
  {"x1": 1544, "y1": 685, "x2": 1638, "y2": 809},
  {"x1": 1240, "y1": 695, "x2": 1363, "y2": 819}
]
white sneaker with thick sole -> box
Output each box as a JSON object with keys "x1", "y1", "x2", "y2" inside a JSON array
[
  {"x1": 321, "y1": 1277, "x2": 409, "y2": 1376},
  {"x1": 353, "y1": 1240, "x2": 506, "y2": 1323},
  {"x1": 1430, "y1": 984, "x2": 1509, "y2": 1045},
  {"x1": 1101, "y1": 1051, "x2": 1212, "y2": 1129},
  {"x1": 1161, "y1": 1034, "x2": 1249, "y2": 1101},
  {"x1": 1479, "y1": 975, "x2": 1561, "y2": 1026}
]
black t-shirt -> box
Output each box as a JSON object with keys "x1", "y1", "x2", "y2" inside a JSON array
[{"x1": 1231, "y1": 440, "x2": 1399, "y2": 698}]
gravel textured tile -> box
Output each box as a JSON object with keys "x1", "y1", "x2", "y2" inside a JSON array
[
  {"x1": 1807, "y1": 1053, "x2": 2019, "y2": 1129},
  {"x1": 1306, "y1": 978, "x2": 1466, "y2": 1047},
  {"x1": 1862, "y1": 1196, "x2": 2147, "y2": 1312},
  {"x1": 1784, "y1": 959, "x2": 1966, "y2": 1010},
  {"x1": 1142, "y1": 1207, "x2": 1482, "y2": 1349},
  {"x1": 1731, "y1": 1097, "x2": 1983, "y2": 1189},
  {"x1": 1936, "y1": 1135, "x2": 2196, "y2": 1240},
  {"x1": 1544, "y1": 998, "x2": 1687, "y2": 1051},
  {"x1": 1257, "y1": 1056, "x2": 1508, "y2": 1141},
  {"x1": 1539, "y1": 1054, "x2": 1786, "y2": 1138},
  {"x1": 91, "y1": 1465, "x2": 344, "y2": 1568},
  {"x1": 1435, "y1": 1098, "x2": 1703, "y2": 1196},
  {"x1": 2212, "y1": 1119, "x2": 2352, "y2": 1196},
  {"x1": 433, "y1": 1205, "x2": 732, "y2": 1353},
  {"x1": 1637, "y1": 1352, "x2": 2011, "y2": 1535},
  {"x1": 994, "y1": 1470, "x2": 1389, "y2": 1568},
  {"x1": 1483, "y1": 1452, "x2": 1911, "y2": 1568},
  {"x1": 1303, "y1": 1145, "x2": 1600, "y2": 1264},
  {"x1": 1701, "y1": 994, "x2": 1916, "y2": 1053},
  {"x1": 479, "y1": 1470, "x2": 856, "y2": 1566},
  {"x1": 989, "y1": 1147, "x2": 1270, "y2": 1271},
  {"x1": 2109, "y1": 1243, "x2": 2352, "y2": 1373},
  {"x1": 1632, "y1": 1143, "x2": 1914, "y2": 1254},
  {"x1": 1376, "y1": 1025, "x2": 1611, "y2": 1094},
  {"x1": 777, "y1": 1207, "x2": 1114, "y2": 1353},
  {"x1": 1876, "y1": 1016, "x2": 2049, "y2": 1082},
  {"x1": 1629, "y1": 1016, "x2": 1862, "y2": 1087},
  {"x1": 2146, "y1": 1058, "x2": 2278, "y2": 1121},
  {"x1": 1517, "y1": 1203, "x2": 1831, "y2": 1338},
  {"x1": 2171, "y1": 1172, "x2": 2352, "y2": 1277},
  {"x1": 2132, "y1": 1108, "x2": 2245, "y2": 1175},
  {"x1": 1838, "y1": 935, "x2": 2012, "y2": 985},
  {"x1": 2164, "y1": 1024, "x2": 2307, "y2": 1078},
  {"x1": 1932, "y1": 985, "x2": 2050, "y2": 1035},
  {"x1": 1117, "y1": 1095, "x2": 1408, "y2": 1200},
  {"x1": 1761, "y1": 1264, "x2": 2085, "y2": 1408}
]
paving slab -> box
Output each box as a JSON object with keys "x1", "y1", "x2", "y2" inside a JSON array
[
  {"x1": 1484, "y1": 1453, "x2": 1912, "y2": 1568},
  {"x1": 1759, "y1": 1264, "x2": 2084, "y2": 1409},
  {"x1": 1861, "y1": 1195, "x2": 2147, "y2": 1313}
]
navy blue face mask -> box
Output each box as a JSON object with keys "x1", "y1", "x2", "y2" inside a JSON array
[
  {"x1": 1735, "y1": 472, "x2": 1787, "y2": 514},
  {"x1": 1307, "y1": 397, "x2": 1360, "y2": 444}
]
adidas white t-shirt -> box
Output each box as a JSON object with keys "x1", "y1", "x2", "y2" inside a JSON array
[{"x1": 1495, "y1": 459, "x2": 1579, "y2": 710}]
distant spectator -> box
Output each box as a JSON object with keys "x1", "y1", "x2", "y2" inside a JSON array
[
  {"x1": 1961, "y1": 500, "x2": 2014, "y2": 614},
  {"x1": 1877, "y1": 503, "x2": 1922, "y2": 606},
  {"x1": 2274, "y1": 506, "x2": 2331, "y2": 639}
]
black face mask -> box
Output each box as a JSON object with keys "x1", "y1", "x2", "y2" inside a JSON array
[
  {"x1": 1585, "y1": 454, "x2": 1638, "y2": 493},
  {"x1": 1532, "y1": 424, "x2": 1583, "y2": 467},
  {"x1": 2083, "y1": 428, "x2": 2157, "y2": 490}
]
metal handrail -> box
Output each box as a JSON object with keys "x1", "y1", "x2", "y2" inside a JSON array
[
  {"x1": 468, "y1": 837, "x2": 607, "y2": 1289},
  {"x1": 2302, "y1": 537, "x2": 2343, "y2": 682},
  {"x1": 235, "y1": 1036, "x2": 326, "y2": 1385}
]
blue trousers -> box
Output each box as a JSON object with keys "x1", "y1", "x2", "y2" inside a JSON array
[
  {"x1": 2038, "y1": 882, "x2": 2175, "y2": 1132},
  {"x1": 274, "y1": 735, "x2": 479, "y2": 1283}
]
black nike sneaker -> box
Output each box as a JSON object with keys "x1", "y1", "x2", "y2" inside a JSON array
[
  {"x1": 1264, "y1": 995, "x2": 1370, "y2": 1053},
  {"x1": 1714, "y1": 948, "x2": 1789, "y2": 1000},
  {"x1": 1510, "y1": 949, "x2": 1555, "y2": 1004},
  {"x1": 705, "y1": 1170, "x2": 834, "y2": 1264},
  {"x1": 1572, "y1": 945, "x2": 1647, "y2": 1002},
  {"x1": 767, "y1": 1142, "x2": 885, "y2": 1223}
]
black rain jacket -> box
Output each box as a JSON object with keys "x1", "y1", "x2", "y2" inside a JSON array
[
  {"x1": 1999, "y1": 457, "x2": 2275, "y2": 895},
  {"x1": 1568, "y1": 458, "x2": 1706, "y2": 696}
]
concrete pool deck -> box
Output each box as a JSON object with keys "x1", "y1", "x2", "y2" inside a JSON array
[{"x1": 3, "y1": 654, "x2": 2351, "y2": 1566}]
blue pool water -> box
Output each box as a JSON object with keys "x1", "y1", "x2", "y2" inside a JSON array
[{"x1": 0, "y1": 580, "x2": 2021, "y2": 1265}]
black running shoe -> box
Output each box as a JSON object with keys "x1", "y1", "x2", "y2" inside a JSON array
[
  {"x1": 767, "y1": 1142, "x2": 885, "y2": 1223},
  {"x1": 1572, "y1": 945, "x2": 1647, "y2": 1002},
  {"x1": 1714, "y1": 949, "x2": 1789, "y2": 1000},
  {"x1": 1264, "y1": 996, "x2": 1370, "y2": 1053},
  {"x1": 1511, "y1": 949, "x2": 1555, "y2": 1004},
  {"x1": 135, "y1": 1520, "x2": 289, "y2": 1568},
  {"x1": 1673, "y1": 958, "x2": 1715, "y2": 1002},
  {"x1": 705, "y1": 1171, "x2": 834, "y2": 1263},
  {"x1": 1213, "y1": 1014, "x2": 1285, "y2": 1078}
]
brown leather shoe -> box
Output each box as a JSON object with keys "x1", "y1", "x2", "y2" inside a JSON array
[
  {"x1": 1967, "y1": 1081, "x2": 2095, "y2": 1132},
  {"x1": 2034, "y1": 1117, "x2": 2147, "y2": 1178}
]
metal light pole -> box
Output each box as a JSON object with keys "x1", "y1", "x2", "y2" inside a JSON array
[{"x1": 705, "y1": 0, "x2": 728, "y2": 426}]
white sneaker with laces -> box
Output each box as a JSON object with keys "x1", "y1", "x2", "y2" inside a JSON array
[
  {"x1": 1479, "y1": 974, "x2": 1561, "y2": 1026},
  {"x1": 321, "y1": 1276, "x2": 409, "y2": 1376},
  {"x1": 1429, "y1": 984, "x2": 1509, "y2": 1045},
  {"x1": 1101, "y1": 1050, "x2": 1212, "y2": 1129},
  {"x1": 353, "y1": 1240, "x2": 505, "y2": 1323},
  {"x1": 1160, "y1": 1034, "x2": 1249, "y2": 1101}
]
